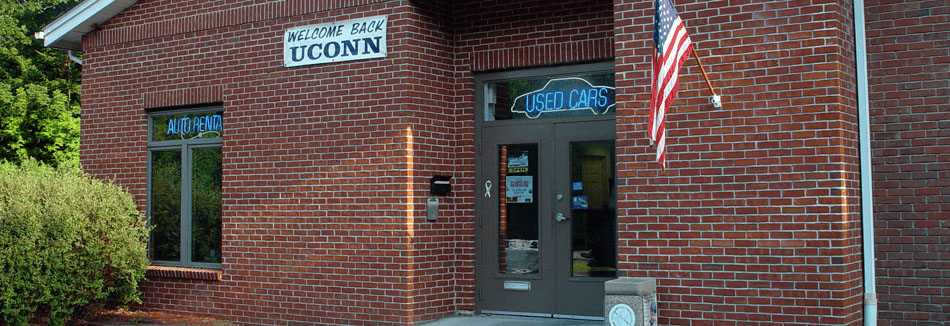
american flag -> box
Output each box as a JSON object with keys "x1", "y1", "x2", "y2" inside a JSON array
[{"x1": 649, "y1": 0, "x2": 693, "y2": 167}]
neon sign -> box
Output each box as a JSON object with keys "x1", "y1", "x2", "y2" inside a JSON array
[
  {"x1": 165, "y1": 114, "x2": 222, "y2": 139},
  {"x1": 510, "y1": 77, "x2": 616, "y2": 119}
]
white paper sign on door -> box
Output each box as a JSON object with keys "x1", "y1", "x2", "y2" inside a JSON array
[{"x1": 506, "y1": 176, "x2": 533, "y2": 203}]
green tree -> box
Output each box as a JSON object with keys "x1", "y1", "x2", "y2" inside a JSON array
[{"x1": 0, "y1": 0, "x2": 81, "y2": 166}]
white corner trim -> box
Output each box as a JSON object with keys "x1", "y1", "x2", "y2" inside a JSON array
[
  {"x1": 42, "y1": 0, "x2": 137, "y2": 50},
  {"x1": 43, "y1": 0, "x2": 111, "y2": 47}
]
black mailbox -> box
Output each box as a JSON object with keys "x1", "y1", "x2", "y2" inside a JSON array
[{"x1": 430, "y1": 175, "x2": 452, "y2": 196}]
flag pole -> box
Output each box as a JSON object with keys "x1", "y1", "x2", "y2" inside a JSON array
[
  {"x1": 691, "y1": 49, "x2": 722, "y2": 108},
  {"x1": 650, "y1": 46, "x2": 661, "y2": 168}
]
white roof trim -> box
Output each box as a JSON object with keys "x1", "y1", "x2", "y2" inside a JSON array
[{"x1": 41, "y1": 0, "x2": 138, "y2": 50}]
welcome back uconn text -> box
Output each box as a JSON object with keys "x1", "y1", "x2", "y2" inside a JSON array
[{"x1": 284, "y1": 16, "x2": 388, "y2": 67}]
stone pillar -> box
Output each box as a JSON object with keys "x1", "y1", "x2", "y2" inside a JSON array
[{"x1": 604, "y1": 277, "x2": 657, "y2": 326}]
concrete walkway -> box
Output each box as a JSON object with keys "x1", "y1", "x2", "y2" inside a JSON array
[
  {"x1": 421, "y1": 315, "x2": 601, "y2": 326},
  {"x1": 94, "y1": 314, "x2": 601, "y2": 326}
]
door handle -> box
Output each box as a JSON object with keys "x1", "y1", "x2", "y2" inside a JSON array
[{"x1": 555, "y1": 212, "x2": 567, "y2": 222}]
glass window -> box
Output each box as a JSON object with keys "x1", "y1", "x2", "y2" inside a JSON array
[
  {"x1": 569, "y1": 140, "x2": 617, "y2": 277},
  {"x1": 485, "y1": 73, "x2": 615, "y2": 121},
  {"x1": 498, "y1": 143, "x2": 540, "y2": 274},
  {"x1": 150, "y1": 150, "x2": 182, "y2": 261},
  {"x1": 191, "y1": 147, "x2": 222, "y2": 264},
  {"x1": 148, "y1": 108, "x2": 223, "y2": 267}
]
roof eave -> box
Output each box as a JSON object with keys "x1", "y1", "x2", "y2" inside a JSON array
[{"x1": 41, "y1": 0, "x2": 138, "y2": 51}]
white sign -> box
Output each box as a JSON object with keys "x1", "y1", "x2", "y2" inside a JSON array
[
  {"x1": 284, "y1": 16, "x2": 387, "y2": 67},
  {"x1": 506, "y1": 176, "x2": 533, "y2": 203}
]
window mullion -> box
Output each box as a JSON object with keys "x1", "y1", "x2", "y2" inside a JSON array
[
  {"x1": 181, "y1": 144, "x2": 193, "y2": 265},
  {"x1": 146, "y1": 150, "x2": 154, "y2": 259}
]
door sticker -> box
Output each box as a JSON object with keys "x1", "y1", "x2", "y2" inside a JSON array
[
  {"x1": 506, "y1": 176, "x2": 533, "y2": 203},
  {"x1": 507, "y1": 152, "x2": 529, "y2": 173},
  {"x1": 572, "y1": 196, "x2": 589, "y2": 210},
  {"x1": 572, "y1": 181, "x2": 583, "y2": 191}
]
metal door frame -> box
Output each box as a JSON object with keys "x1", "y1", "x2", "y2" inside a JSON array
[
  {"x1": 473, "y1": 62, "x2": 616, "y2": 317},
  {"x1": 552, "y1": 120, "x2": 617, "y2": 317},
  {"x1": 476, "y1": 124, "x2": 556, "y2": 314}
]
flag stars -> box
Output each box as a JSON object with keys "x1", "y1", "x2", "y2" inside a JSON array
[{"x1": 650, "y1": 0, "x2": 693, "y2": 167}]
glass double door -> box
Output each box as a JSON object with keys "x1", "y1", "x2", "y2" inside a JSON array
[{"x1": 477, "y1": 120, "x2": 616, "y2": 318}]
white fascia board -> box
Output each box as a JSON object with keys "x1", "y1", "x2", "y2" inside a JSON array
[{"x1": 42, "y1": 0, "x2": 138, "y2": 50}]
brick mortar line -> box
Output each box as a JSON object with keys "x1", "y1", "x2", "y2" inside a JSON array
[{"x1": 85, "y1": 0, "x2": 394, "y2": 50}]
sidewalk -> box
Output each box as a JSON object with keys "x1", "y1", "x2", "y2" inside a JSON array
[
  {"x1": 88, "y1": 311, "x2": 600, "y2": 326},
  {"x1": 422, "y1": 315, "x2": 601, "y2": 326}
]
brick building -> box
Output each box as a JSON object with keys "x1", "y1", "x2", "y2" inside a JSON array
[{"x1": 40, "y1": 0, "x2": 946, "y2": 325}]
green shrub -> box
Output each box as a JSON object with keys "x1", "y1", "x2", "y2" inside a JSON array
[{"x1": 0, "y1": 159, "x2": 149, "y2": 325}]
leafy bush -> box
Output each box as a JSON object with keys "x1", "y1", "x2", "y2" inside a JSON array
[{"x1": 0, "y1": 160, "x2": 149, "y2": 325}]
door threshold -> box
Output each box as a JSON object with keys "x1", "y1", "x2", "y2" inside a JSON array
[
  {"x1": 553, "y1": 314, "x2": 604, "y2": 321},
  {"x1": 481, "y1": 310, "x2": 550, "y2": 318},
  {"x1": 481, "y1": 310, "x2": 603, "y2": 321},
  {"x1": 422, "y1": 313, "x2": 602, "y2": 326}
]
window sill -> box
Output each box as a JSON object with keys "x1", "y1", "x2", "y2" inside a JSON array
[{"x1": 146, "y1": 265, "x2": 222, "y2": 281}]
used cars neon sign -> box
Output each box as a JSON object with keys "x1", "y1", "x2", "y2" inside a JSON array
[{"x1": 511, "y1": 77, "x2": 616, "y2": 119}]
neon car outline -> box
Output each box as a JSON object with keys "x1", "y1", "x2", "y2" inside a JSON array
[{"x1": 510, "y1": 77, "x2": 616, "y2": 119}]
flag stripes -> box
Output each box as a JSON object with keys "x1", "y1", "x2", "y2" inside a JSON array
[{"x1": 649, "y1": 0, "x2": 693, "y2": 167}]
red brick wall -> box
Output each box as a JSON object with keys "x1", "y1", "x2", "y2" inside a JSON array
[
  {"x1": 78, "y1": 0, "x2": 887, "y2": 325},
  {"x1": 81, "y1": 0, "x2": 616, "y2": 324},
  {"x1": 454, "y1": 0, "x2": 615, "y2": 71},
  {"x1": 393, "y1": 1, "x2": 470, "y2": 321},
  {"x1": 83, "y1": 0, "x2": 464, "y2": 324},
  {"x1": 613, "y1": 0, "x2": 863, "y2": 324},
  {"x1": 865, "y1": 1, "x2": 950, "y2": 325}
]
